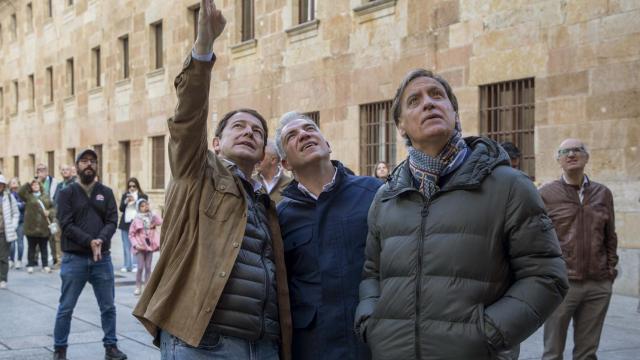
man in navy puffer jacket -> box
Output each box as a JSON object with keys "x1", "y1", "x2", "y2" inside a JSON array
[{"x1": 275, "y1": 111, "x2": 382, "y2": 360}]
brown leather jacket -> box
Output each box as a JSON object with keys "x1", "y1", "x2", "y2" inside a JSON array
[
  {"x1": 539, "y1": 177, "x2": 618, "y2": 281},
  {"x1": 132, "y1": 55, "x2": 291, "y2": 359}
]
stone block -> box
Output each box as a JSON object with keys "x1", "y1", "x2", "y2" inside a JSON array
[
  {"x1": 459, "y1": 0, "x2": 491, "y2": 21},
  {"x1": 434, "y1": 0, "x2": 460, "y2": 29},
  {"x1": 546, "y1": 71, "x2": 589, "y2": 97},
  {"x1": 586, "y1": 90, "x2": 640, "y2": 121},
  {"x1": 590, "y1": 61, "x2": 640, "y2": 95},
  {"x1": 547, "y1": 45, "x2": 598, "y2": 75},
  {"x1": 566, "y1": 0, "x2": 609, "y2": 24},
  {"x1": 546, "y1": 96, "x2": 586, "y2": 125},
  {"x1": 599, "y1": 10, "x2": 640, "y2": 40},
  {"x1": 436, "y1": 45, "x2": 471, "y2": 70},
  {"x1": 468, "y1": 44, "x2": 546, "y2": 85},
  {"x1": 473, "y1": 23, "x2": 540, "y2": 56},
  {"x1": 609, "y1": 0, "x2": 640, "y2": 12}
]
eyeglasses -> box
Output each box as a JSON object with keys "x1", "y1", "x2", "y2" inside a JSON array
[
  {"x1": 558, "y1": 147, "x2": 586, "y2": 157},
  {"x1": 78, "y1": 159, "x2": 98, "y2": 165},
  {"x1": 128, "y1": 185, "x2": 137, "y2": 189}
]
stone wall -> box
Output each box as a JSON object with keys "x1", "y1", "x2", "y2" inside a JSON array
[{"x1": 0, "y1": 0, "x2": 638, "y2": 294}]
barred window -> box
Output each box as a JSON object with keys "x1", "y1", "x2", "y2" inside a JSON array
[
  {"x1": 302, "y1": 111, "x2": 320, "y2": 126},
  {"x1": 299, "y1": 0, "x2": 315, "y2": 24},
  {"x1": 120, "y1": 35, "x2": 130, "y2": 79},
  {"x1": 92, "y1": 47, "x2": 101, "y2": 87},
  {"x1": 93, "y1": 145, "x2": 103, "y2": 181},
  {"x1": 47, "y1": 151, "x2": 55, "y2": 174},
  {"x1": 66, "y1": 58, "x2": 75, "y2": 96},
  {"x1": 28, "y1": 74, "x2": 34, "y2": 110},
  {"x1": 479, "y1": 78, "x2": 535, "y2": 178},
  {"x1": 46, "y1": 67, "x2": 54, "y2": 103},
  {"x1": 13, "y1": 156, "x2": 19, "y2": 179},
  {"x1": 120, "y1": 141, "x2": 131, "y2": 184},
  {"x1": 360, "y1": 100, "x2": 396, "y2": 176},
  {"x1": 241, "y1": 0, "x2": 254, "y2": 42},
  {"x1": 151, "y1": 136, "x2": 165, "y2": 189},
  {"x1": 152, "y1": 21, "x2": 163, "y2": 69}
]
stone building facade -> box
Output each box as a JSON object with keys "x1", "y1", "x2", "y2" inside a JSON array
[{"x1": 0, "y1": 0, "x2": 638, "y2": 295}]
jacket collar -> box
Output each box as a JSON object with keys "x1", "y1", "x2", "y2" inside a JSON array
[
  {"x1": 282, "y1": 160, "x2": 348, "y2": 204},
  {"x1": 381, "y1": 136, "x2": 510, "y2": 201}
]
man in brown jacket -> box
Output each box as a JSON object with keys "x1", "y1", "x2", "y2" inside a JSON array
[
  {"x1": 540, "y1": 138, "x2": 619, "y2": 360},
  {"x1": 132, "y1": 1, "x2": 291, "y2": 359}
]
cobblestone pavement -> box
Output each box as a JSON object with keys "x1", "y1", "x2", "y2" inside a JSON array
[{"x1": 1, "y1": 234, "x2": 639, "y2": 359}]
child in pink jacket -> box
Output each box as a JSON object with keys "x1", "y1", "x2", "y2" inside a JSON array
[{"x1": 128, "y1": 199, "x2": 162, "y2": 295}]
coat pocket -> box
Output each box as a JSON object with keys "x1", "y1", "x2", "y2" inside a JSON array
[
  {"x1": 202, "y1": 176, "x2": 242, "y2": 221},
  {"x1": 292, "y1": 304, "x2": 317, "y2": 329}
]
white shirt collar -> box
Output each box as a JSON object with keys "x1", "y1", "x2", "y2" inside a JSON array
[
  {"x1": 259, "y1": 167, "x2": 283, "y2": 194},
  {"x1": 297, "y1": 166, "x2": 338, "y2": 200}
]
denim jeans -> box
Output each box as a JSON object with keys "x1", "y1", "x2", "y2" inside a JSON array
[
  {"x1": 160, "y1": 330, "x2": 279, "y2": 360},
  {"x1": 9, "y1": 223, "x2": 24, "y2": 262},
  {"x1": 120, "y1": 229, "x2": 136, "y2": 270},
  {"x1": 53, "y1": 252, "x2": 117, "y2": 348}
]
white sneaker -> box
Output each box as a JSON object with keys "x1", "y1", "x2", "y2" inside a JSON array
[
  {"x1": 27, "y1": 267, "x2": 34, "y2": 274},
  {"x1": 0, "y1": 281, "x2": 7, "y2": 289},
  {"x1": 43, "y1": 267, "x2": 52, "y2": 273},
  {"x1": 14, "y1": 261, "x2": 22, "y2": 269},
  {"x1": 133, "y1": 287, "x2": 141, "y2": 296},
  {"x1": 9, "y1": 261, "x2": 14, "y2": 269},
  {"x1": 120, "y1": 267, "x2": 128, "y2": 273}
]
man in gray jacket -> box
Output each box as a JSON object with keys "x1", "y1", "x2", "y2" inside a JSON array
[{"x1": 354, "y1": 69, "x2": 568, "y2": 359}]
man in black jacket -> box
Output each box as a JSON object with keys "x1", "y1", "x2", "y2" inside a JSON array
[{"x1": 52, "y1": 149, "x2": 127, "y2": 360}]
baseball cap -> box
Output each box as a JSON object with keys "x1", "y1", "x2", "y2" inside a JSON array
[{"x1": 75, "y1": 148, "x2": 99, "y2": 163}]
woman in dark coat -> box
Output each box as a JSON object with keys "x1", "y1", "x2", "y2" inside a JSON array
[{"x1": 19, "y1": 179, "x2": 55, "y2": 274}]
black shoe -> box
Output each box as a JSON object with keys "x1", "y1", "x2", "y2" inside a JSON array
[
  {"x1": 105, "y1": 345, "x2": 127, "y2": 360},
  {"x1": 53, "y1": 347, "x2": 67, "y2": 360}
]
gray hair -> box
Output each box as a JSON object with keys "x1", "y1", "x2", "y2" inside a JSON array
[
  {"x1": 264, "y1": 140, "x2": 280, "y2": 161},
  {"x1": 275, "y1": 111, "x2": 318, "y2": 160}
]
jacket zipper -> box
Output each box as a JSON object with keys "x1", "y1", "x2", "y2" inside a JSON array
[
  {"x1": 256, "y1": 204, "x2": 271, "y2": 340},
  {"x1": 415, "y1": 199, "x2": 431, "y2": 360}
]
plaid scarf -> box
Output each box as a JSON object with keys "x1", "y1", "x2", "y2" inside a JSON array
[{"x1": 408, "y1": 131, "x2": 467, "y2": 199}]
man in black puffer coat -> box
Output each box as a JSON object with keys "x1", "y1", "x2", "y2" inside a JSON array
[{"x1": 354, "y1": 69, "x2": 568, "y2": 360}]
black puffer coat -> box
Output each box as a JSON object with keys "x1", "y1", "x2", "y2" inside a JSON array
[{"x1": 355, "y1": 137, "x2": 568, "y2": 360}]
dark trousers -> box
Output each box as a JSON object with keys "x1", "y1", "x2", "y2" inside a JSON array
[
  {"x1": 27, "y1": 236, "x2": 49, "y2": 267},
  {"x1": 542, "y1": 279, "x2": 612, "y2": 360},
  {"x1": 0, "y1": 233, "x2": 9, "y2": 282}
]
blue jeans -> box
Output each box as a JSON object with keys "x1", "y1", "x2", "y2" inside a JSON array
[
  {"x1": 120, "y1": 229, "x2": 136, "y2": 270},
  {"x1": 160, "y1": 330, "x2": 279, "y2": 360},
  {"x1": 9, "y1": 223, "x2": 24, "y2": 262},
  {"x1": 53, "y1": 252, "x2": 117, "y2": 348}
]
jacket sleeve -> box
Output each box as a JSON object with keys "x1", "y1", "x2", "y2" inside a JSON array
[
  {"x1": 119, "y1": 193, "x2": 128, "y2": 213},
  {"x1": 97, "y1": 189, "x2": 118, "y2": 243},
  {"x1": 168, "y1": 55, "x2": 216, "y2": 180},
  {"x1": 483, "y1": 174, "x2": 569, "y2": 350},
  {"x1": 128, "y1": 219, "x2": 142, "y2": 247},
  {"x1": 604, "y1": 188, "x2": 619, "y2": 279},
  {"x1": 354, "y1": 193, "x2": 382, "y2": 342},
  {"x1": 57, "y1": 187, "x2": 93, "y2": 248},
  {"x1": 152, "y1": 214, "x2": 164, "y2": 226},
  {"x1": 10, "y1": 194, "x2": 20, "y2": 230}
]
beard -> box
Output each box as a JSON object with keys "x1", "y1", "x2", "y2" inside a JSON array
[{"x1": 80, "y1": 169, "x2": 96, "y2": 184}]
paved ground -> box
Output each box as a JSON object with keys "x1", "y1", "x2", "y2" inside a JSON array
[{"x1": 1, "y1": 234, "x2": 640, "y2": 359}]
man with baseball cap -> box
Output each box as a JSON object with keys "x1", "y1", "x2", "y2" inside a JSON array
[
  {"x1": 52, "y1": 149, "x2": 126, "y2": 360},
  {"x1": 0, "y1": 174, "x2": 20, "y2": 289}
]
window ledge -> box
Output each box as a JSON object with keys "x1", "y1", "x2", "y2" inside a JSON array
[
  {"x1": 64, "y1": 96, "x2": 76, "y2": 103},
  {"x1": 285, "y1": 18, "x2": 320, "y2": 38},
  {"x1": 26, "y1": 108, "x2": 36, "y2": 114},
  {"x1": 115, "y1": 77, "x2": 132, "y2": 87},
  {"x1": 146, "y1": 68, "x2": 165, "y2": 78},
  {"x1": 88, "y1": 86, "x2": 103, "y2": 95},
  {"x1": 230, "y1": 39, "x2": 257, "y2": 59},
  {"x1": 43, "y1": 102, "x2": 54, "y2": 109},
  {"x1": 354, "y1": 0, "x2": 397, "y2": 19}
]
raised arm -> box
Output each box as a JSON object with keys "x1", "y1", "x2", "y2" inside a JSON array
[{"x1": 168, "y1": 0, "x2": 226, "y2": 179}]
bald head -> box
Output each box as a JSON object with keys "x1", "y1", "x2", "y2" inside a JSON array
[{"x1": 557, "y1": 138, "x2": 589, "y2": 174}]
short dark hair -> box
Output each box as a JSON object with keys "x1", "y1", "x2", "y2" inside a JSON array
[
  {"x1": 391, "y1": 69, "x2": 459, "y2": 125},
  {"x1": 126, "y1": 177, "x2": 145, "y2": 197},
  {"x1": 500, "y1": 141, "x2": 521, "y2": 159},
  {"x1": 214, "y1": 108, "x2": 269, "y2": 147}
]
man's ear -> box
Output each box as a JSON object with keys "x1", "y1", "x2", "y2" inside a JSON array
[
  {"x1": 326, "y1": 141, "x2": 332, "y2": 154},
  {"x1": 212, "y1": 137, "x2": 221, "y2": 154},
  {"x1": 281, "y1": 158, "x2": 293, "y2": 172}
]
